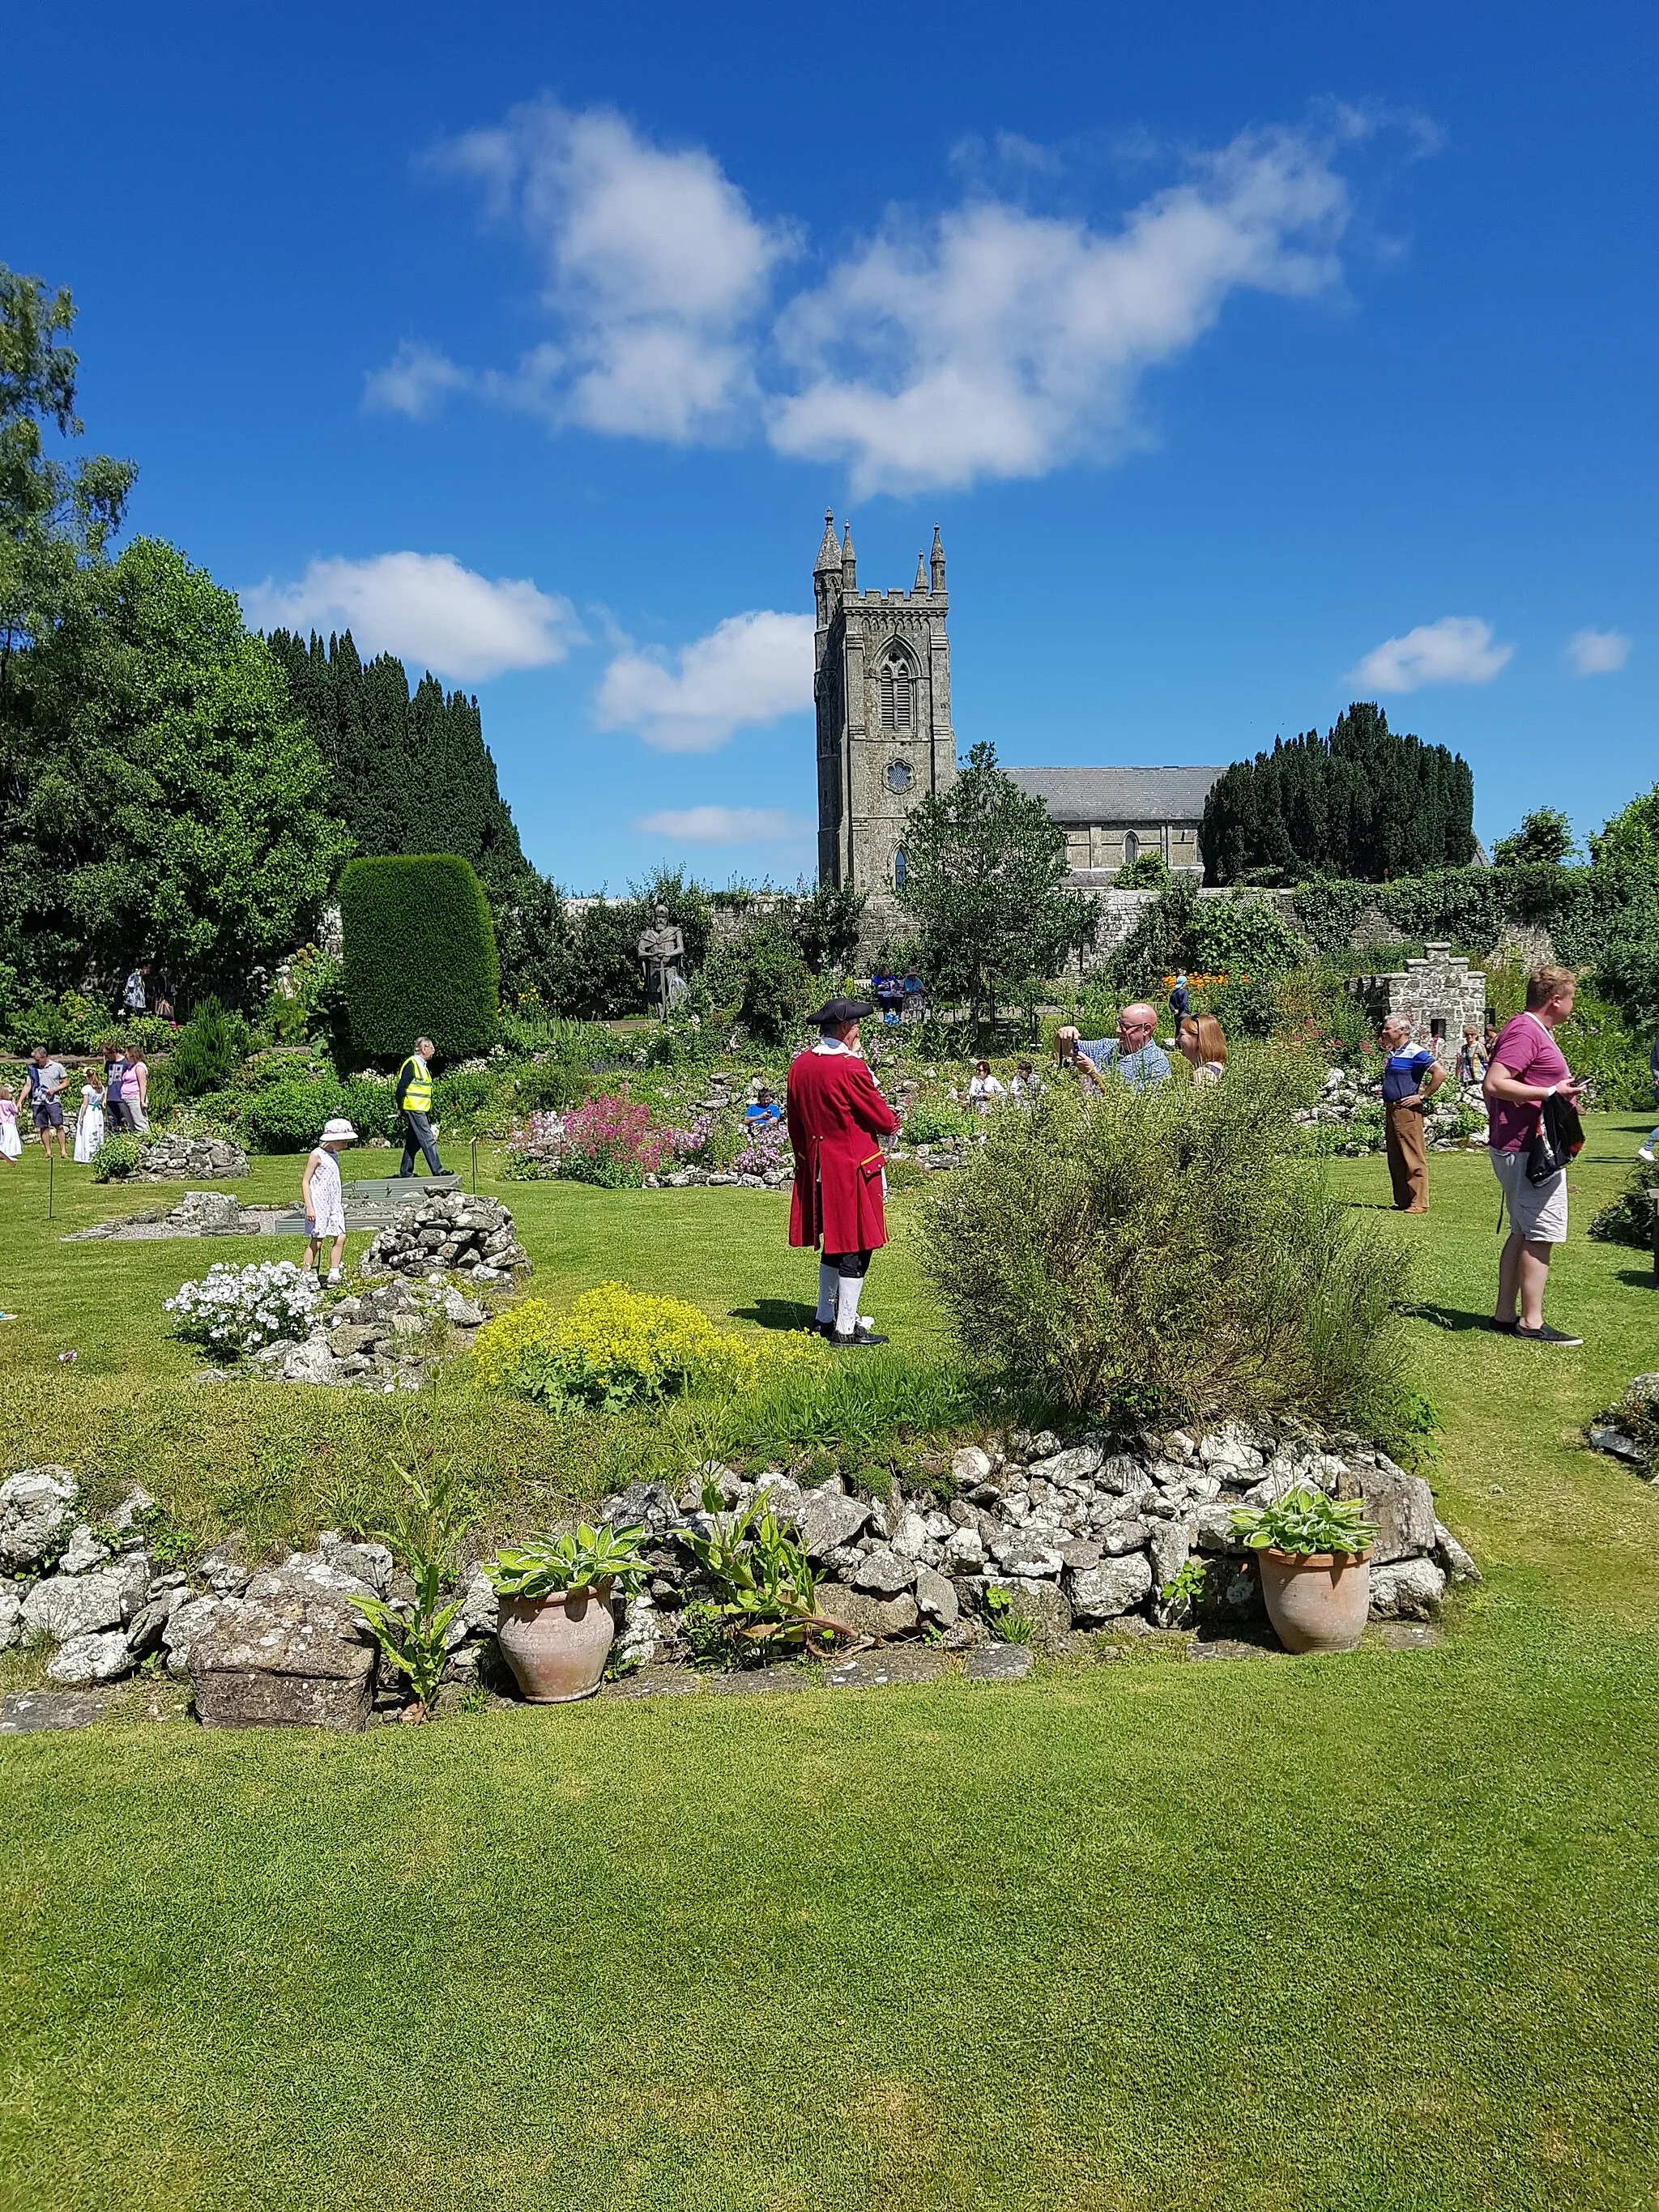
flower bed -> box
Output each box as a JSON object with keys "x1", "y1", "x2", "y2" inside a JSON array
[
  {"x1": 164, "y1": 1259, "x2": 320, "y2": 1356},
  {"x1": 473, "y1": 1281, "x2": 820, "y2": 1410}
]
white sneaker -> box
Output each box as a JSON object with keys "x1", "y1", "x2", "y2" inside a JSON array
[
  {"x1": 326, "y1": 1268, "x2": 342, "y2": 1285},
  {"x1": 1640, "y1": 1146, "x2": 1656, "y2": 1164}
]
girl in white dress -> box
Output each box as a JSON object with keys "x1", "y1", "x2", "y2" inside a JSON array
[
  {"x1": 0, "y1": 1084, "x2": 20, "y2": 1161},
  {"x1": 73, "y1": 1078, "x2": 106, "y2": 1163},
  {"x1": 301, "y1": 1116, "x2": 356, "y2": 1283}
]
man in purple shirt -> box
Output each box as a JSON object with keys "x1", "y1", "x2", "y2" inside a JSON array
[{"x1": 1483, "y1": 965, "x2": 1584, "y2": 1345}]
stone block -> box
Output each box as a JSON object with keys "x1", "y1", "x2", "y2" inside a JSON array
[
  {"x1": 21, "y1": 1558, "x2": 146, "y2": 1642},
  {"x1": 813, "y1": 1582, "x2": 919, "y2": 1640},
  {"x1": 1066, "y1": 1552, "x2": 1154, "y2": 1623},
  {"x1": 851, "y1": 1544, "x2": 917, "y2": 1594},
  {"x1": 190, "y1": 1597, "x2": 376, "y2": 1731},
  {"x1": 1333, "y1": 1462, "x2": 1437, "y2": 1566},
  {"x1": 913, "y1": 1564, "x2": 958, "y2": 1626},
  {"x1": 1367, "y1": 1558, "x2": 1446, "y2": 1620},
  {"x1": 46, "y1": 1629, "x2": 134, "y2": 1686},
  {"x1": 0, "y1": 1468, "x2": 79, "y2": 1571}
]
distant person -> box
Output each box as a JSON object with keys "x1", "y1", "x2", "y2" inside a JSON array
[
  {"x1": 395, "y1": 1037, "x2": 447, "y2": 1178},
  {"x1": 125, "y1": 1045, "x2": 151, "y2": 1133},
  {"x1": 1639, "y1": 1024, "x2": 1659, "y2": 1164},
  {"x1": 121, "y1": 964, "x2": 147, "y2": 1016},
  {"x1": 1378, "y1": 1016, "x2": 1444, "y2": 1214},
  {"x1": 1177, "y1": 1014, "x2": 1228, "y2": 1086},
  {"x1": 872, "y1": 970, "x2": 903, "y2": 1025},
  {"x1": 901, "y1": 970, "x2": 924, "y2": 1022},
  {"x1": 102, "y1": 1044, "x2": 131, "y2": 1133},
  {"x1": 967, "y1": 1060, "x2": 1006, "y2": 1113},
  {"x1": 302, "y1": 1117, "x2": 356, "y2": 1285},
  {"x1": 1484, "y1": 965, "x2": 1585, "y2": 1345},
  {"x1": 1457, "y1": 1025, "x2": 1488, "y2": 1085},
  {"x1": 1010, "y1": 1058, "x2": 1044, "y2": 1102},
  {"x1": 73, "y1": 1074, "x2": 106, "y2": 1164},
  {"x1": 1169, "y1": 971, "x2": 1192, "y2": 1026},
  {"x1": 0, "y1": 1083, "x2": 20, "y2": 1163},
  {"x1": 1068, "y1": 1005, "x2": 1172, "y2": 1093},
  {"x1": 25, "y1": 1049, "x2": 70, "y2": 1161},
  {"x1": 744, "y1": 1086, "x2": 783, "y2": 1129},
  {"x1": 1483, "y1": 1016, "x2": 1499, "y2": 1059}
]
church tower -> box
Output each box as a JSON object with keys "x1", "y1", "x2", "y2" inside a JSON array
[{"x1": 814, "y1": 513, "x2": 956, "y2": 893}]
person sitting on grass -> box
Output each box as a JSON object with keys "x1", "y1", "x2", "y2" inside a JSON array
[
  {"x1": 1010, "y1": 1057, "x2": 1043, "y2": 1102},
  {"x1": 967, "y1": 1060, "x2": 1006, "y2": 1113},
  {"x1": 302, "y1": 1117, "x2": 356, "y2": 1285},
  {"x1": 744, "y1": 1085, "x2": 783, "y2": 1129}
]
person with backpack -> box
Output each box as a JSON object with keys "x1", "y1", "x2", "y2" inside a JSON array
[{"x1": 1483, "y1": 965, "x2": 1585, "y2": 1345}]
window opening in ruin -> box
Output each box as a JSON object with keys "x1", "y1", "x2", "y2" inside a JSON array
[{"x1": 894, "y1": 847, "x2": 906, "y2": 890}]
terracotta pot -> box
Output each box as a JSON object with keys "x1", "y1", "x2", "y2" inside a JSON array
[
  {"x1": 1256, "y1": 1549, "x2": 1371, "y2": 1655},
  {"x1": 497, "y1": 1580, "x2": 616, "y2": 1703}
]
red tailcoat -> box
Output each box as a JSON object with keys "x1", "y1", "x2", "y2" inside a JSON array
[{"x1": 787, "y1": 1046, "x2": 901, "y2": 1254}]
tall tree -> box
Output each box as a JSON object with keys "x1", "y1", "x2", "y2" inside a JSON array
[
  {"x1": 898, "y1": 742, "x2": 1091, "y2": 1032},
  {"x1": 1200, "y1": 705, "x2": 1475, "y2": 884}
]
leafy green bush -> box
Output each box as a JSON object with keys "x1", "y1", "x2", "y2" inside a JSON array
[
  {"x1": 1113, "y1": 851, "x2": 1171, "y2": 889},
  {"x1": 340, "y1": 1076, "x2": 399, "y2": 1143},
  {"x1": 1558, "y1": 990, "x2": 1654, "y2": 1110},
  {"x1": 1188, "y1": 896, "x2": 1307, "y2": 982},
  {"x1": 339, "y1": 855, "x2": 499, "y2": 1063},
  {"x1": 237, "y1": 1077, "x2": 348, "y2": 1152},
  {"x1": 168, "y1": 996, "x2": 252, "y2": 1097},
  {"x1": 701, "y1": 916, "x2": 812, "y2": 1044},
  {"x1": 430, "y1": 1066, "x2": 507, "y2": 1136},
  {"x1": 1589, "y1": 1157, "x2": 1659, "y2": 1250},
  {"x1": 902, "y1": 1097, "x2": 975, "y2": 1145},
  {"x1": 514, "y1": 1059, "x2": 591, "y2": 1115},
  {"x1": 488, "y1": 1522, "x2": 649, "y2": 1598},
  {"x1": 1230, "y1": 1485, "x2": 1379, "y2": 1557},
  {"x1": 919, "y1": 1051, "x2": 1413, "y2": 1434},
  {"x1": 91, "y1": 1134, "x2": 144, "y2": 1181}
]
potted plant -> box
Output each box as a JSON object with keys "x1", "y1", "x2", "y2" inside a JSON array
[
  {"x1": 487, "y1": 1523, "x2": 647, "y2": 1702},
  {"x1": 1229, "y1": 1485, "x2": 1379, "y2": 1654}
]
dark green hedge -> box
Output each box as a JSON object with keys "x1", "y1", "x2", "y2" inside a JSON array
[{"x1": 339, "y1": 855, "x2": 499, "y2": 1063}]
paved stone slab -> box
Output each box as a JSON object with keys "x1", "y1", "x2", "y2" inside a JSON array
[
  {"x1": 704, "y1": 1664, "x2": 809, "y2": 1695},
  {"x1": 823, "y1": 1647, "x2": 951, "y2": 1690},
  {"x1": 0, "y1": 1690, "x2": 108, "y2": 1733},
  {"x1": 965, "y1": 1643, "x2": 1034, "y2": 1683},
  {"x1": 601, "y1": 1668, "x2": 707, "y2": 1700},
  {"x1": 1368, "y1": 1621, "x2": 1446, "y2": 1652}
]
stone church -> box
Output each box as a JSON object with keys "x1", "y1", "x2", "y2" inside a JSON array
[{"x1": 812, "y1": 512, "x2": 1224, "y2": 898}]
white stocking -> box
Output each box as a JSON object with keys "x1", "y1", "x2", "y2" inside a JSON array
[
  {"x1": 835, "y1": 1272, "x2": 864, "y2": 1336},
  {"x1": 817, "y1": 1261, "x2": 838, "y2": 1326}
]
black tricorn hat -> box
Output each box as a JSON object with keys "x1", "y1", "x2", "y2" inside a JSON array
[{"x1": 808, "y1": 996, "x2": 874, "y2": 1028}]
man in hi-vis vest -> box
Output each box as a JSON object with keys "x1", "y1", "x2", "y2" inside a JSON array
[{"x1": 394, "y1": 1036, "x2": 447, "y2": 1178}]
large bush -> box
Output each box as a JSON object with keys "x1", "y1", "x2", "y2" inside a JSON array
[
  {"x1": 919, "y1": 1055, "x2": 1413, "y2": 1433},
  {"x1": 168, "y1": 996, "x2": 251, "y2": 1097},
  {"x1": 339, "y1": 855, "x2": 499, "y2": 1063},
  {"x1": 702, "y1": 916, "x2": 812, "y2": 1044}
]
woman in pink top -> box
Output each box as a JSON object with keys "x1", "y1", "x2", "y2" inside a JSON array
[{"x1": 1482, "y1": 965, "x2": 1585, "y2": 1345}]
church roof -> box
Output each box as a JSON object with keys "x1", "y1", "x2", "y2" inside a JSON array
[{"x1": 1004, "y1": 763, "x2": 1226, "y2": 825}]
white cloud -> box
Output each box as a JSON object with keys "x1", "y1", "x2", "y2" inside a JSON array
[
  {"x1": 637, "y1": 805, "x2": 810, "y2": 844},
  {"x1": 770, "y1": 124, "x2": 1354, "y2": 493},
  {"x1": 242, "y1": 552, "x2": 582, "y2": 683},
  {"x1": 595, "y1": 610, "x2": 814, "y2": 752},
  {"x1": 1567, "y1": 627, "x2": 1631, "y2": 676},
  {"x1": 1350, "y1": 616, "x2": 1513, "y2": 693},
  {"x1": 396, "y1": 100, "x2": 795, "y2": 442},
  {"x1": 373, "y1": 106, "x2": 1413, "y2": 495}
]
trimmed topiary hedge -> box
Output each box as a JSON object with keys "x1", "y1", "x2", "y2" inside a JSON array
[{"x1": 339, "y1": 855, "x2": 499, "y2": 1063}]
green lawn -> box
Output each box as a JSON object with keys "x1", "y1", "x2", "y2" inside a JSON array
[{"x1": 2, "y1": 1124, "x2": 1658, "y2": 2210}]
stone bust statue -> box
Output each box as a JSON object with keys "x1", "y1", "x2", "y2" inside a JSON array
[{"x1": 638, "y1": 903, "x2": 688, "y2": 1017}]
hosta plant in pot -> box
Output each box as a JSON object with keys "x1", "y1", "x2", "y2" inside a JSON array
[
  {"x1": 1229, "y1": 1485, "x2": 1380, "y2": 1655},
  {"x1": 487, "y1": 1523, "x2": 647, "y2": 1703}
]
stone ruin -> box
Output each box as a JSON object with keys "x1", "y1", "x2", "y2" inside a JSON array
[
  {"x1": 357, "y1": 1191, "x2": 529, "y2": 1283},
  {"x1": 1346, "y1": 943, "x2": 1487, "y2": 1057},
  {"x1": 136, "y1": 1133, "x2": 250, "y2": 1179}
]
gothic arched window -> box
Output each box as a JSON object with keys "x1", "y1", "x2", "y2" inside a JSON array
[
  {"x1": 879, "y1": 650, "x2": 915, "y2": 731},
  {"x1": 1123, "y1": 830, "x2": 1140, "y2": 866},
  {"x1": 894, "y1": 847, "x2": 907, "y2": 891}
]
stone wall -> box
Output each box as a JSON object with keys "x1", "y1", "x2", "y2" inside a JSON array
[{"x1": 1346, "y1": 944, "x2": 1487, "y2": 1052}]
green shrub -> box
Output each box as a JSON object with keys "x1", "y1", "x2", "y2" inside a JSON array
[
  {"x1": 902, "y1": 1097, "x2": 975, "y2": 1145},
  {"x1": 339, "y1": 1076, "x2": 399, "y2": 1143},
  {"x1": 168, "y1": 996, "x2": 252, "y2": 1097},
  {"x1": 919, "y1": 1051, "x2": 1413, "y2": 1434},
  {"x1": 339, "y1": 855, "x2": 499, "y2": 1063},
  {"x1": 1188, "y1": 896, "x2": 1307, "y2": 983},
  {"x1": 430, "y1": 1066, "x2": 507, "y2": 1136},
  {"x1": 1558, "y1": 990, "x2": 1654, "y2": 1110},
  {"x1": 237, "y1": 1077, "x2": 348, "y2": 1152},
  {"x1": 514, "y1": 1059, "x2": 591, "y2": 1115},
  {"x1": 1589, "y1": 1157, "x2": 1659, "y2": 1250},
  {"x1": 91, "y1": 1134, "x2": 144, "y2": 1182},
  {"x1": 701, "y1": 917, "x2": 812, "y2": 1045},
  {"x1": 1113, "y1": 851, "x2": 1172, "y2": 890}
]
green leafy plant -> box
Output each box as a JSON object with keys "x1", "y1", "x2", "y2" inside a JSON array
[
  {"x1": 1161, "y1": 1557, "x2": 1211, "y2": 1612},
  {"x1": 486, "y1": 1521, "x2": 649, "y2": 1600},
  {"x1": 902, "y1": 1097, "x2": 975, "y2": 1146},
  {"x1": 1229, "y1": 1485, "x2": 1378, "y2": 1558},
  {"x1": 168, "y1": 995, "x2": 251, "y2": 1097},
  {"x1": 983, "y1": 1584, "x2": 1034, "y2": 1645},
  {"x1": 91, "y1": 1133, "x2": 143, "y2": 1181},
  {"x1": 678, "y1": 1477, "x2": 851, "y2": 1655},
  {"x1": 347, "y1": 1457, "x2": 476, "y2": 1718}
]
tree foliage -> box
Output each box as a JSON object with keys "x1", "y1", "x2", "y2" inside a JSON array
[
  {"x1": 898, "y1": 742, "x2": 1092, "y2": 1026},
  {"x1": 339, "y1": 854, "x2": 499, "y2": 1062},
  {"x1": 1491, "y1": 807, "x2": 1575, "y2": 868},
  {"x1": 1, "y1": 538, "x2": 348, "y2": 1001},
  {"x1": 1201, "y1": 704, "x2": 1475, "y2": 884}
]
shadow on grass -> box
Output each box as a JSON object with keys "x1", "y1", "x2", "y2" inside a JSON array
[
  {"x1": 727, "y1": 1298, "x2": 820, "y2": 1332},
  {"x1": 1401, "y1": 1300, "x2": 1508, "y2": 1333},
  {"x1": 1613, "y1": 1268, "x2": 1658, "y2": 1291}
]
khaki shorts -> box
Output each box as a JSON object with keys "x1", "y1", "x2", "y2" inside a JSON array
[{"x1": 1490, "y1": 1145, "x2": 1568, "y2": 1244}]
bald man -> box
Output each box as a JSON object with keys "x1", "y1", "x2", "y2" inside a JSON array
[{"x1": 1070, "y1": 1004, "x2": 1172, "y2": 1093}]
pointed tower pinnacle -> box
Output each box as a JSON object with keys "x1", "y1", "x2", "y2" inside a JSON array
[
  {"x1": 930, "y1": 525, "x2": 946, "y2": 594},
  {"x1": 813, "y1": 508, "x2": 841, "y2": 574},
  {"x1": 914, "y1": 551, "x2": 928, "y2": 593},
  {"x1": 841, "y1": 520, "x2": 857, "y2": 593}
]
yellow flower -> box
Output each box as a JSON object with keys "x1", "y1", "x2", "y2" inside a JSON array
[{"x1": 474, "y1": 1282, "x2": 820, "y2": 1408}]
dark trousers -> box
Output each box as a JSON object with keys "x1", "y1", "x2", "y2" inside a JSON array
[
  {"x1": 824, "y1": 1248, "x2": 874, "y2": 1277},
  {"x1": 104, "y1": 1098, "x2": 131, "y2": 1134},
  {"x1": 399, "y1": 1110, "x2": 445, "y2": 1177}
]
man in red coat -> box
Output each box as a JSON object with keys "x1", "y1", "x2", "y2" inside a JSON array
[{"x1": 787, "y1": 997, "x2": 902, "y2": 1348}]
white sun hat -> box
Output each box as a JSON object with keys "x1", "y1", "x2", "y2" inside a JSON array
[{"x1": 319, "y1": 1118, "x2": 358, "y2": 1144}]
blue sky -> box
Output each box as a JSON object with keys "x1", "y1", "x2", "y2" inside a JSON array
[{"x1": 5, "y1": 1, "x2": 1654, "y2": 887}]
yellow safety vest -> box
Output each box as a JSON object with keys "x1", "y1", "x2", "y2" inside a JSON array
[{"x1": 399, "y1": 1055, "x2": 433, "y2": 1114}]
